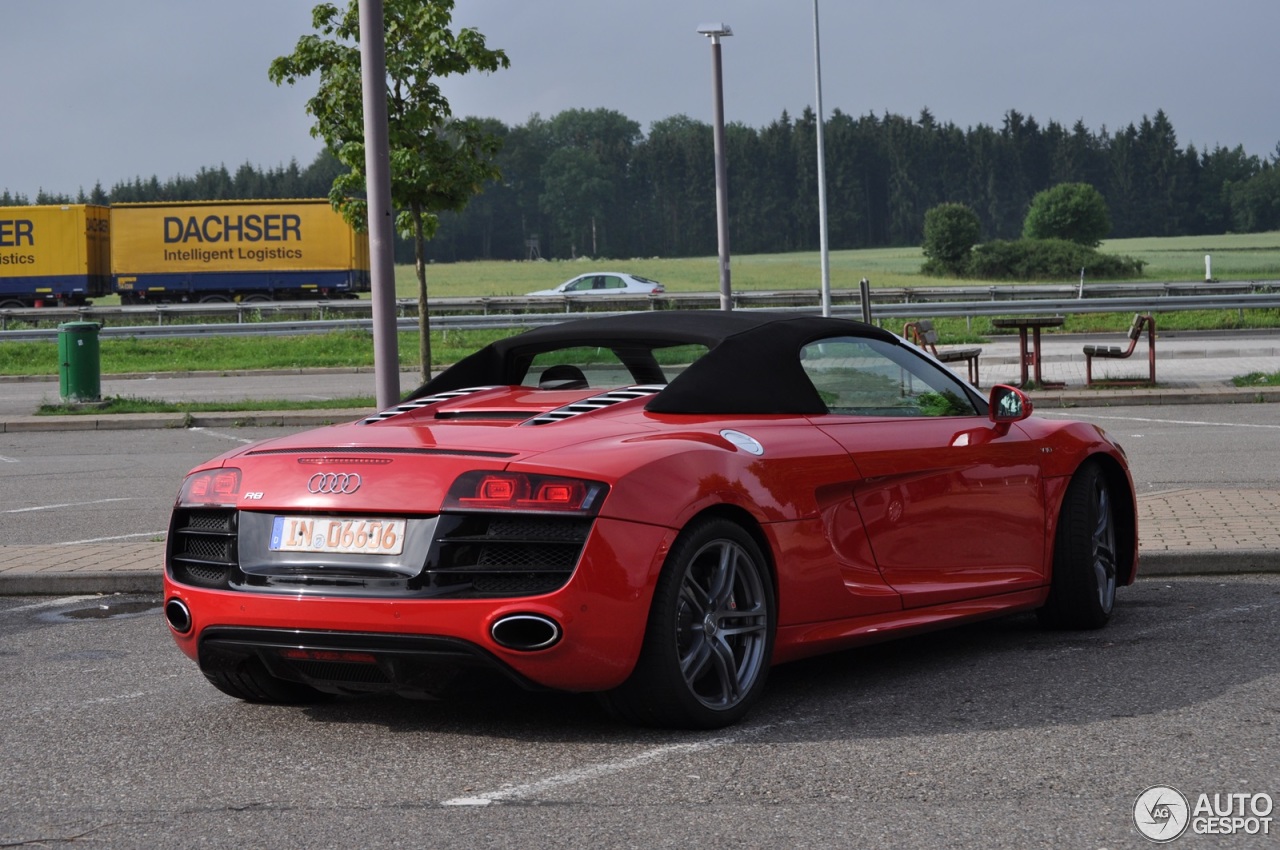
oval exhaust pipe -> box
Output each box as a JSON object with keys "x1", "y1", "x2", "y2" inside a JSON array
[
  {"x1": 165, "y1": 598, "x2": 192, "y2": 634},
  {"x1": 491, "y1": 614, "x2": 561, "y2": 651}
]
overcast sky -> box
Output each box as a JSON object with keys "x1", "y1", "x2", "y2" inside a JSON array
[{"x1": 2, "y1": 0, "x2": 1276, "y2": 201}]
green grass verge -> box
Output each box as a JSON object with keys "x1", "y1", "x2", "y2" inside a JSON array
[
  {"x1": 37, "y1": 395, "x2": 377, "y2": 416},
  {"x1": 0, "y1": 329, "x2": 517, "y2": 377},
  {"x1": 1233, "y1": 371, "x2": 1280, "y2": 387}
]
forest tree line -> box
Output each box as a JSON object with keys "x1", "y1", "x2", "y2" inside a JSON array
[{"x1": 4, "y1": 106, "x2": 1278, "y2": 264}]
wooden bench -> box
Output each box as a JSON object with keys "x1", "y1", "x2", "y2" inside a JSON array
[
  {"x1": 1084, "y1": 313, "x2": 1156, "y2": 386},
  {"x1": 902, "y1": 319, "x2": 982, "y2": 387}
]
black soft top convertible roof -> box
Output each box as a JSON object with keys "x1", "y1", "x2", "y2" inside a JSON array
[{"x1": 413, "y1": 311, "x2": 904, "y2": 415}]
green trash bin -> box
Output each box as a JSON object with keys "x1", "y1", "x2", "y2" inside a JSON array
[{"x1": 58, "y1": 321, "x2": 102, "y2": 403}]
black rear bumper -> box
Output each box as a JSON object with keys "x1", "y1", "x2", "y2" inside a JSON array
[{"x1": 198, "y1": 627, "x2": 544, "y2": 698}]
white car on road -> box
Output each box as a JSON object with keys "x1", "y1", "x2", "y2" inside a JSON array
[{"x1": 528, "y1": 273, "x2": 665, "y2": 297}]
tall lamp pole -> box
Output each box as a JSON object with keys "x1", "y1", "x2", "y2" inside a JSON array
[
  {"x1": 358, "y1": 0, "x2": 400, "y2": 409},
  {"x1": 812, "y1": 0, "x2": 831, "y2": 317},
  {"x1": 698, "y1": 23, "x2": 733, "y2": 311}
]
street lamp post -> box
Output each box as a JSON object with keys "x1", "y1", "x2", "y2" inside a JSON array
[
  {"x1": 697, "y1": 23, "x2": 733, "y2": 311},
  {"x1": 357, "y1": 0, "x2": 400, "y2": 409},
  {"x1": 812, "y1": 0, "x2": 831, "y2": 317}
]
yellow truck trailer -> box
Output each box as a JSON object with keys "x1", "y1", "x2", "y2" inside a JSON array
[
  {"x1": 0, "y1": 204, "x2": 110, "y2": 307},
  {"x1": 110, "y1": 199, "x2": 370, "y2": 303}
]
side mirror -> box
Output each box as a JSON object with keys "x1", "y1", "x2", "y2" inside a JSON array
[{"x1": 989, "y1": 384, "x2": 1033, "y2": 424}]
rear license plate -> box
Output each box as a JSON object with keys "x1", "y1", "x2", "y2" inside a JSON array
[{"x1": 270, "y1": 516, "x2": 406, "y2": 556}]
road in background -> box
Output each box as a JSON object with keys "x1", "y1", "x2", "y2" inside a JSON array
[
  {"x1": 1035, "y1": 403, "x2": 1280, "y2": 491},
  {"x1": 1, "y1": 426, "x2": 296, "y2": 546},
  {"x1": 3, "y1": 404, "x2": 1277, "y2": 547}
]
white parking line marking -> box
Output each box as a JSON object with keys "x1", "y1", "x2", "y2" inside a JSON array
[
  {"x1": 25, "y1": 691, "x2": 156, "y2": 716},
  {"x1": 56, "y1": 532, "x2": 165, "y2": 545},
  {"x1": 441, "y1": 737, "x2": 735, "y2": 807},
  {"x1": 85, "y1": 691, "x2": 148, "y2": 706},
  {"x1": 190, "y1": 427, "x2": 256, "y2": 444},
  {"x1": 1038, "y1": 411, "x2": 1280, "y2": 430},
  {"x1": 0, "y1": 454, "x2": 19, "y2": 463},
  {"x1": 4, "y1": 497, "x2": 134, "y2": 514},
  {"x1": 7, "y1": 595, "x2": 100, "y2": 613}
]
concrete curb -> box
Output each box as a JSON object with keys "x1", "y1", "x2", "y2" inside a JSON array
[
  {"x1": 4, "y1": 552, "x2": 1278, "y2": 596},
  {"x1": 1138, "y1": 550, "x2": 1280, "y2": 576},
  {"x1": 0, "y1": 409, "x2": 369, "y2": 433},
  {"x1": 0, "y1": 571, "x2": 162, "y2": 595},
  {"x1": 1028, "y1": 385, "x2": 1280, "y2": 409}
]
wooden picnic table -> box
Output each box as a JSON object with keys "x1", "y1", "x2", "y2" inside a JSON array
[{"x1": 992, "y1": 316, "x2": 1066, "y2": 388}]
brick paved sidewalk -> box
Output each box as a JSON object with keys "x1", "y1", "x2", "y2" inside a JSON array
[{"x1": 1137, "y1": 488, "x2": 1280, "y2": 561}]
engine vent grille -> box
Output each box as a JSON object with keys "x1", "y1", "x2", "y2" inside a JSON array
[
  {"x1": 168, "y1": 508, "x2": 239, "y2": 589},
  {"x1": 525, "y1": 385, "x2": 665, "y2": 426},
  {"x1": 359, "y1": 386, "x2": 500, "y2": 424}
]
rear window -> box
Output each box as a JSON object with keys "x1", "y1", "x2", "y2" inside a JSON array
[{"x1": 526, "y1": 343, "x2": 709, "y2": 390}]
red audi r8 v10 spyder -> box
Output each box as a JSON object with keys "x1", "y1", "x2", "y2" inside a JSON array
[{"x1": 163, "y1": 312, "x2": 1137, "y2": 728}]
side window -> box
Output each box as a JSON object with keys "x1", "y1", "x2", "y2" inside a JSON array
[
  {"x1": 563, "y1": 278, "x2": 589, "y2": 292},
  {"x1": 800, "y1": 336, "x2": 978, "y2": 417},
  {"x1": 603, "y1": 276, "x2": 626, "y2": 290}
]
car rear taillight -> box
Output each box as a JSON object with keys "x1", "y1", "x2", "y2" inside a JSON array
[
  {"x1": 443, "y1": 471, "x2": 608, "y2": 515},
  {"x1": 179, "y1": 468, "x2": 242, "y2": 507}
]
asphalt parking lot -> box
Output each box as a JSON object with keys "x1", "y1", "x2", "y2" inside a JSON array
[{"x1": 1, "y1": 574, "x2": 1276, "y2": 848}]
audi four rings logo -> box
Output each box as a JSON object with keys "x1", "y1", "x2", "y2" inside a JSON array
[{"x1": 307, "y1": 472, "x2": 362, "y2": 494}]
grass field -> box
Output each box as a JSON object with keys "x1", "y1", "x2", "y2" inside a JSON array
[
  {"x1": 63, "y1": 231, "x2": 1280, "y2": 304},
  {"x1": 3, "y1": 232, "x2": 1278, "y2": 380},
  {"x1": 392, "y1": 232, "x2": 1280, "y2": 299}
]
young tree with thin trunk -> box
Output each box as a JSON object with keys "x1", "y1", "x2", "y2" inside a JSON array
[{"x1": 269, "y1": 0, "x2": 508, "y2": 381}]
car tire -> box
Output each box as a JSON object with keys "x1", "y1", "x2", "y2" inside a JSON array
[
  {"x1": 1038, "y1": 461, "x2": 1118, "y2": 630},
  {"x1": 202, "y1": 657, "x2": 329, "y2": 704},
  {"x1": 601, "y1": 517, "x2": 775, "y2": 729}
]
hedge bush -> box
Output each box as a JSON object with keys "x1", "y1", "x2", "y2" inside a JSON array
[
  {"x1": 1022, "y1": 183, "x2": 1112, "y2": 247},
  {"x1": 922, "y1": 203, "x2": 982, "y2": 275},
  {"x1": 966, "y1": 238, "x2": 1145, "y2": 281}
]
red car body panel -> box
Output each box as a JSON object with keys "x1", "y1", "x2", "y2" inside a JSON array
[{"x1": 162, "y1": 312, "x2": 1138, "y2": 706}]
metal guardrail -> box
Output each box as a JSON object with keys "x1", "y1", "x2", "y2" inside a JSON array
[
  {"x1": 851, "y1": 292, "x2": 1280, "y2": 318},
  {"x1": 0, "y1": 279, "x2": 1274, "y2": 331},
  {"x1": 2, "y1": 291, "x2": 1279, "y2": 342}
]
